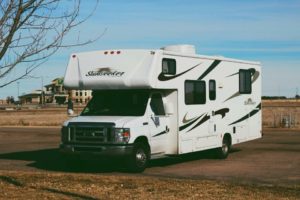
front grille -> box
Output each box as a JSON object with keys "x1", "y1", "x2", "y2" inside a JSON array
[
  {"x1": 68, "y1": 123, "x2": 114, "y2": 144},
  {"x1": 74, "y1": 127, "x2": 107, "y2": 142}
]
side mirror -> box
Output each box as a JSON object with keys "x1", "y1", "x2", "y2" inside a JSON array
[
  {"x1": 150, "y1": 112, "x2": 160, "y2": 127},
  {"x1": 165, "y1": 103, "x2": 174, "y2": 115}
]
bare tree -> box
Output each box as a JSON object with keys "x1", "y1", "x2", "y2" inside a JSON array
[{"x1": 0, "y1": 0, "x2": 100, "y2": 88}]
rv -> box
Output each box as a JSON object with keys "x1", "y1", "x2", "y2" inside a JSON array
[{"x1": 60, "y1": 45, "x2": 262, "y2": 172}]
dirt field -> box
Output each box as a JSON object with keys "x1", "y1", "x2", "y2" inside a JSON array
[
  {"x1": 0, "y1": 100, "x2": 299, "y2": 199},
  {"x1": 0, "y1": 107, "x2": 78, "y2": 126},
  {"x1": 1, "y1": 172, "x2": 299, "y2": 200},
  {"x1": 0, "y1": 127, "x2": 299, "y2": 199}
]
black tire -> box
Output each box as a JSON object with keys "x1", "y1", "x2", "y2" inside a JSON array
[
  {"x1": 216, "y1": 137, "x2": 231, "y2": 159},
  {"x1": 128, "y1": 142, "x2": 149, "y2": 173}
]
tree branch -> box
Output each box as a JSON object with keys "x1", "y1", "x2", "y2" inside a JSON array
[{"x1": 0, "y1": 0, "x2": 101, "y2": 88}]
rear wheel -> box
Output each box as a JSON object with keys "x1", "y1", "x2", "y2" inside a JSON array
[
  {"x1": 128, "y1": 142, "x2": 149, "y2": 173},
  {"x1": 216, "y1": 137, "x2": 231, "y2": 159}
]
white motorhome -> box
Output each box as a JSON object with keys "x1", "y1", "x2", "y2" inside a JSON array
[{"x1": 60, "y1": 45, "x2": 262, "y2": 172}]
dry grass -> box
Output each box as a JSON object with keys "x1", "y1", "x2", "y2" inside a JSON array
[
  {"x1": 0, "y1": 107, "x2": 83, "y2": 126},
  {"x1": 262, "y1": 100, "x2": 300, "y2": 129},
  {"x1": 0, "y1": 171, "x2": 299, "y2": 200},
  {"x1": 0, "y1": 110, "x2": 69, "y2": 126},
  {"x1": 0, "y1": 100, "x2": 300, "y2": 129}
]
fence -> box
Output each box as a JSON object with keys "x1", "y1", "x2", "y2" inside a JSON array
[{"x1": 262, "y1": 100, "x2": 300, "y2": 129}]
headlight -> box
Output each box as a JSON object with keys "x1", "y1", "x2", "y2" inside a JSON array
[
  {"x1": 61, "y1": 126, "x2": 69, "y2": 142},
  {"x1": 114, "y1": 128, "x2": 130, "y2": 143}
]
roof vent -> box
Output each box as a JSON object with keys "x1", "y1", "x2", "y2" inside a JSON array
[{"x1": 161, "y1": 44, "x2": 196, "y2": 55}]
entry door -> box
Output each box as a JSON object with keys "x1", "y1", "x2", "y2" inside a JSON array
[{"x1": 148, "y1": 93, "x2": 170, "y2": 154}]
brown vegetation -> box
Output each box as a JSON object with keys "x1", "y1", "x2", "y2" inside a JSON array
[
  {"x1": 0, "y1": 100, "x2": 299, "y2": 129},
  {"x1": 262, "y1": 100, "x2": 300, "y2": 129},
  {"x1": 0, "y1": 107, "x2": 82, "y2": 126},
  {"x1": 0, "y1": 172, "x2": 299, "y2": 200}
]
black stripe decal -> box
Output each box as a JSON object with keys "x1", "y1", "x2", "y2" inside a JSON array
[
  {"x1": 179, "y1": 114, "x2": 204, "y2": 131},
  {"x1": 252, "y1": 70, "x2": 260, "y2": 84},
  {"x1": 152, "y1": 130, "x2": 167, "y2": 137},
  {"x1": 182, "y1": 113, "x2": 198, "y2": 123},
  {"x1": 229, "y1": 103, "x2": 261, "y2": 125},
  {"x1": 224, "y1": 91, "x2": 240, "y2": 103},
  {"x1": 180, "y1": 108, "x2": 229, "y2": 133},
  {"x1": 158, "y1": 63, "x2": 201, "y2": 81},
  {"x1": 188, "y1": 114, "x2": 210, "y2": 132},
  {"x1": 226, "y1": 72, "x2": 239, "y2": 77},
  {"x1": 214, "y1": 108, "x2": 229, "y2": 118},
  {"x1": 198, "y1": 60, "x2": 221, "y2": 80}
]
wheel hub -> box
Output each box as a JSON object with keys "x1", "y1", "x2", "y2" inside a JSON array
[
  {"x1": 136, "y1": 149, "x2": 147, "y2": 167},
  {"x1": 222, "y1": 143, "x2": 228, "y2": 154}
]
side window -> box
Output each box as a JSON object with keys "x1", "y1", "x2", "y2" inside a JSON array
[
  {"x1": 185, "y1": 80, "x2": 206, "y2": 104},
  {"x1": 239, "y1": 69, "x2": 252, "y2": 94},
  {"x1": 150, "y1": 93, "x2": 165, "y2": 115},
  {"x1": 209, "y1": 80, "x2": 216, "y2": 100},
  {"x1": 162, "y1": 58, "x2": 176, "y2": 75}
]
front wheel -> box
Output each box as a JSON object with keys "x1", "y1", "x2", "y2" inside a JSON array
[
  {"x1": 128, "y1": 143, "x2": 149, "y2": 173},
  {"x1": 216, "y1": 137, "x2": 231, "y2": 159}
]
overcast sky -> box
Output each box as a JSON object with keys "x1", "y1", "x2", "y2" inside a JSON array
[{"x1": 1, "y1": 0, "x2": 299, "y2": 98}]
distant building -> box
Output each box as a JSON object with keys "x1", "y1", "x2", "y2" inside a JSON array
[
  {"x1": 19, "y1": 90, "x2": 43, "y2": 104},
  {"x1": 69, "y1": 90, "x2": 92, "y2": 104},
  {"x1": 44, "y1": 77, "x2": 68, "y2": 104},
  {"x1": 0, "y1": 99, "x2": 6, "y2": 105},
  {"x1": 19, "y1": 77, "x2": 92, "y2": 105},
  {"x1": 44, "y1": 77, "x2": 92, "y2": 104}
]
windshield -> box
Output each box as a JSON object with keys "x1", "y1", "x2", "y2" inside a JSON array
[{"x1": 81, "y1": 90, "x2": 150, "y2": 116}]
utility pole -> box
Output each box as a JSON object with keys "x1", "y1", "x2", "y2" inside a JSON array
[
  {"x1": 41, "y1": 76, "x2": 44, "y2": 105},
  {"x1": 17, "y1": 82, "x2": 19, "y2": 101}
]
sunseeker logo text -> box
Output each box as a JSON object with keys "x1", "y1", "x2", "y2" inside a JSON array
[{"x1": 85, "y1": 67, "x2": 125, "y2": 77}]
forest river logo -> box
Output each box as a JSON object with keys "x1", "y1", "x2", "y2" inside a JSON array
[{"x1": 85, "y1": 67, "x2": 125, "y2": 77}]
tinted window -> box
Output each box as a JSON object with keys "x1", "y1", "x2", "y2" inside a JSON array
[
  {"x1": 209, "y1": 80, "x2": 216, "y2": 100},
  {"x1": 150, "y1": 93, "x2": 165, "y2": 115},
  {"x1": 185, "y1": 80, "x2": 206, "y2": 104},
  {"x1": 162, "y1": 58, "x2": 176, "y2": 75},
  {"x1": 239, "y1": 69, "x2": 252, "y2": 94},
  {"x1": 81, "y1": 90, "x2": 149, "y2": 116}
]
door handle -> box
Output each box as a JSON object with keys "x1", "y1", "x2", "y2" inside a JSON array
[{"x1": 166, "y1": 126, "x2": 169, "y2": 133}]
